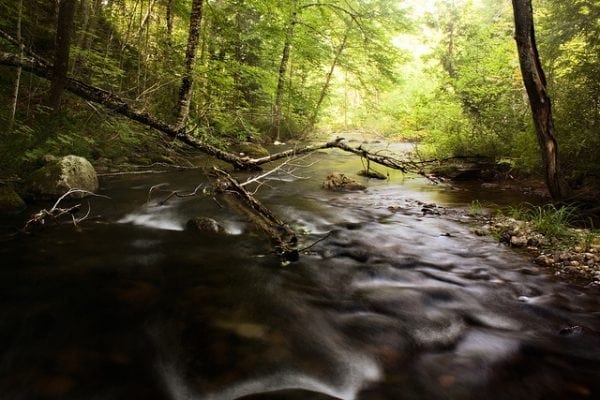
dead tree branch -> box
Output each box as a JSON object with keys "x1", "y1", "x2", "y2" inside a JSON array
[
  {"x1": 0, "y1": 45, "x2": 448, "y2": 178},
  {"x1": 212, "y1": 167, "x2": 298, "y2": 261},
  {"x1": 146, "y1": 183, "x2": 207, "y2": 206},
  {"x1": 23, "y1": 188, "x2": 110, "y2": 231}
]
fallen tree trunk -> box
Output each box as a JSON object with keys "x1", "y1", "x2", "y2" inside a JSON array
[
  {"x1": 0, "y1": 41, "x2": 437, "y2": 177},
  {"x1": 212, "y1": 167, "x2": 298, "y2": 261}
]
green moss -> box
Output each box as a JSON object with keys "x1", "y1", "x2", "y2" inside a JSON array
[
  {"x1": 0, "y1": 185, "x2": 26, "y2": 213},
  {"x1": 234, "y1": 142, "x2": 270, "y2": 158}
]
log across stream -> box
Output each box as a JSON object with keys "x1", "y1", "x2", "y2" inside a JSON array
[{"x1": 1, "y1": 146, "x2": 599, "y2": 400}]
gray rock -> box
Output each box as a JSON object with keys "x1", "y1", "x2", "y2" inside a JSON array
[
  {"x1": 535, "y1": 255, "x2": 553, "y2": 267},
  {"x1": 322, "y1": 173, "x2": 366, "y2": 191},
  {"x1": 186, "y1": 217, "x2": 224, "y2": 234},
  {"x1": 26, "y1": 155, "x2": 99, "y2": 199},
  {"x1": 507, "y1": 222, "x2": 521, "y2": 236},
  {"x1": 510, "y1": 235, "x2": 528, "y2": 247}
]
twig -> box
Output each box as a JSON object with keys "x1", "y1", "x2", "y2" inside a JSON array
[
  {"x1": 298, "y1": 231, "x2": 333, "y2": 252},
  {"x1": 157, "y1": 183, "x2": 205, "y2": 205},
  {"x1": 50, "y1": 188, "x2": 109, "y2": 211},
  {"x1": 23, "y1": 188, "x2": 109, "y2": 231},
  {"x1": 146, "y1": 183, "x2": 170, "y2": 205}
]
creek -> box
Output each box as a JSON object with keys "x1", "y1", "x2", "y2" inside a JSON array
[{"x1": 1, "y1": 144, "x2": 599, "y2": 400}]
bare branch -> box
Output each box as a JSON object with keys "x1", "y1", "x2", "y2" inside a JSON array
[
  {"x1": 23, "y1": 188, "x2": 110, "y2": 231},
  {"x1": 50, "y1": 188, "x2": 109, "y2": 211}
]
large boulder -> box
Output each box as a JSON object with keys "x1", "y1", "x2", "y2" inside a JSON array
[
  {"x1": 26, "y1": 155, "x2": 99, "y2": 199},
  {"x1": 0, "y1": 185, "x2": 26, "y2": 213}
]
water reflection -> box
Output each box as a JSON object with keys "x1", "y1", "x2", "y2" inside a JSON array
[{"x1": 0, "y1": 147, "x2": 599, "y2": 399}]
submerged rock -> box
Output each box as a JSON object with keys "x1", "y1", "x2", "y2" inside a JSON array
[
  {"x1": 0, "y1": 185, "x2": 26, "y2": 213},
  {"x1": 186, "y1": 217, "x2": 225, "y2": 234},
  {"x1": 322, "y1": 173, "x2": 366, "y2": 191},
  {"x1": 25, "y1": 155, "x2": 99, "y2": 199},
  {"x1": 358, "y1": 169, "x2": 387, "y2": 180}
]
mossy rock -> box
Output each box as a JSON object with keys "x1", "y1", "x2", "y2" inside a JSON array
[
  {"x1": 322, "y1": 173, "x2": 366, "y2": 191},
  {"x1": 234, "y1": 142, "x2": 270, "y2": 158},
  {"x1": 186, "y1": 217, "x2": 225, "y2": 234},
  {"x1": 430, "y1": 164, "x2": 481, "y2": 180},
  {"x1": 25, "y1": 155, "x2": 99, "y2": 199},
  {"x1": 0, "y1": 185, "x2": 26, "y2": 213},
  {"x1": 358, "y1": 169, "x2": 387, "y2": 180}
]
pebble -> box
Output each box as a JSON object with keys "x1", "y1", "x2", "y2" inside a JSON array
[
  {"x1": 468, "y1": 212, "x2": 600, "y2": 285},
  {"x1": 510, "y1": 235, "x2": 528, "y2": 247}
]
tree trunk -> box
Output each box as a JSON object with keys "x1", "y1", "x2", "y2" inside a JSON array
[
  {"x1": 70, "y1": 0, "x2": 88, "y2": 75},
  {"x1": 175, "y1": 0, "x2": 204, "y2": 130},
  {"x1": 272, "y1": 5, "x2": 298, "y2": 142},
  {"x1": 48, "y1": 0, "x2": 77, "y2": 112},
  {"x1": 304, "y1": 26, "x2": 350, "y2": 134},
  {"x1": 9, "y1": 0, "x2": 24, "y2": 130},
  {"x1": 166, "y1": 0, "x2": 174, "y2": 46},
  {"x1": 512, "y1": 0, "x2": 569, "y2": 200},
  {"x1": 0, "y1": 50, "x2": 438, "y2": 178}
]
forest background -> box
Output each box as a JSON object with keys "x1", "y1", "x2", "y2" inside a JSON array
[{"x1": 0, "y1": 0, "x2": 598, "y2": 195}]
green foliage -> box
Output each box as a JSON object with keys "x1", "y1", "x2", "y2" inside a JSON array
[
  {"x1": 529, "y1": 204, "x2": 577, "y2": 239},
  {"x1": 504, "y1": 203, "x2": 576, "y2": 240},
  {"x1": 468, "y1": 200, "x2": 485, "y2": 216},
  {"x1": 537, "y1": 0, "x2": 600, "y2": 185},
  {"x1": 1, "y1": 0, "x2": 598, "y2": 193}
]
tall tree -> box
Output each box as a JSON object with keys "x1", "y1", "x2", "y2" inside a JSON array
[
  {"x1": 8, "y1": 0, "x2": 24, "y2": 130},
  {"x1": 175, "y1": 0, "x2": 204, "y2": 130},
  {"x1": 272, "y1": 1, "x2": 298, "y2": 142},
  {"x1": 48, "y1": 0, "x2": 77, "y2": 111},
  {"x1": 512, "y1": 0, "x2": 569, "y2": 199},
  {"x1": 166, "y1": 0, "x2": 174, "y2": 46},
  {"x1": 304, "y1": 23, "x2": 351, "y2": 134}
]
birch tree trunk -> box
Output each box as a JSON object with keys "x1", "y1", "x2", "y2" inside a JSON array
[
  {"x1": 175, "y1": 0, "x2": 204, "y2": 130},
  {"x1": 512, "y1": 0, "x2": 569, "y2": 200}
]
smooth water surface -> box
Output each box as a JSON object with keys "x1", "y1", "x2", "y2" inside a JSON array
[{"x1": 1, "y1": 146, "x2": 599, "y2": 400}]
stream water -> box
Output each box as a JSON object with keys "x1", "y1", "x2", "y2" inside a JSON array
[{"x1": 1, "y1": 145, "x2": 599, "y2": 400}]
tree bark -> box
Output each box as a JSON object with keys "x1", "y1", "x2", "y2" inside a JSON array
[
  {"x1": 212, "y1": 168, "x2": 298, "y2": 261},
  {"x1": 0, "y1": 49, "x2": 437, "y2": 178},
  {"x1": 304, "y1": 26, "x2": 350, "y2": 134},
  {"x1": 272, "y1": 4, "x2": 298, "y2": 142},
  {"x1": 166, "y1": 0, "x2": 174, "y2": 46},
  {"x1": 512, "y1": 0, "x2": 569, "y2": 200},
  {"x1": 48, "y1": 0, "x2": 77, "y2": 112},
  {"x1": 8, "y1": 0, "x2": 24, "y2": 130},
  {"x1": 175, "y1": 0, "x2": 204, "y2": 130}
]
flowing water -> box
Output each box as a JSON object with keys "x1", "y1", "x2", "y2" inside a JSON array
[{"x1": 1, "y1": 145, "x2": 600, "y2": 400}]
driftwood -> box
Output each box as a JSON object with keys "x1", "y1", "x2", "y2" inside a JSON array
[
  {"x1": 22, "y1": 188, "x2": 109, "y2": 231},
  {"x1": 212, "y1": 167, "x2": 298, "y2": 261}
]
